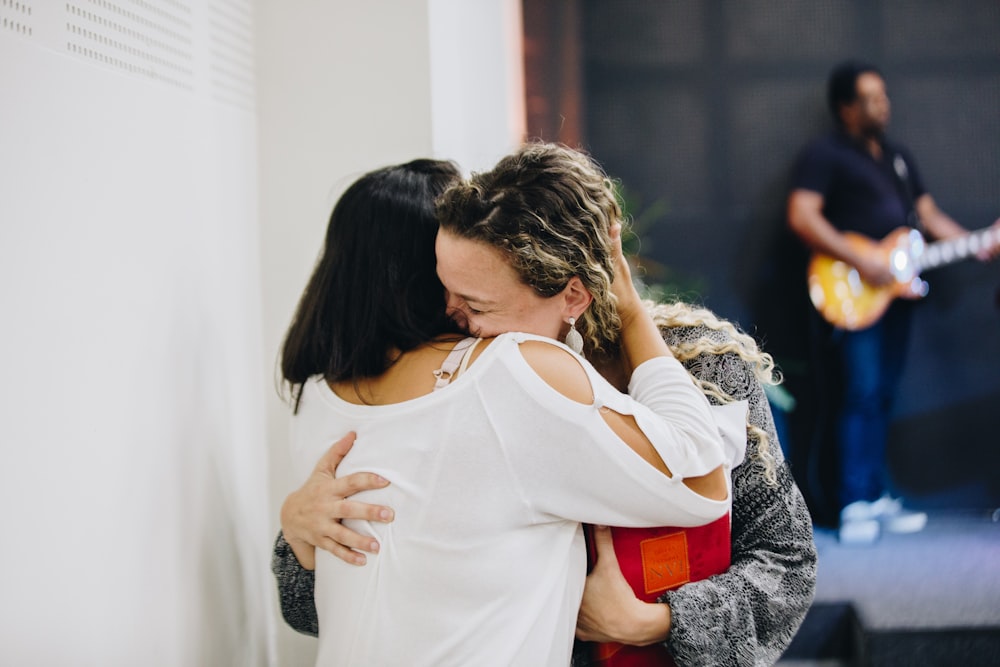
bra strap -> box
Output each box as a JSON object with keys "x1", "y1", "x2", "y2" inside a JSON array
[
  {"x1": 432, "y1": 337, "x2": 478, "y2": 390},
  {"x1": 457, "y1": 337, "x2": 482, "y2": 376}
]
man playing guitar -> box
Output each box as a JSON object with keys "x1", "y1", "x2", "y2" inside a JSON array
[{"x1": 786, "y1": 60, "x2": 1000, "y2": 545}]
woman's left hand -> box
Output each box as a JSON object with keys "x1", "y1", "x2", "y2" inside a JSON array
[
  {"x1": 281, "y1": 432, "x2": 395, "y2": 569},
  {"x1": 575, "y1": 525, "x2": 672, "y2": 646},
  {"x1": 608, "y1": 223, "x2": 642, "y2": 316}
]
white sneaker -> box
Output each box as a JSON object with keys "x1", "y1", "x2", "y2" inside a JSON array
[
  {"x1": 841, "y1": 499, "x2": 877, "y2": 522},
  {"x1": 838, "y1": 516, "x2": 880, "y2": 545},
  {"x1": 869, "y1": 495, "x2": 927, "y2": 533},
  {"x1": 839, "y1": 500, "x2": 880, "y2": 544}
]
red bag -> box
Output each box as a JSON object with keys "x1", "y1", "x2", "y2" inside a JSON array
[{"x1": 585, "y1": 515, "x2": 731, "y2": 666}]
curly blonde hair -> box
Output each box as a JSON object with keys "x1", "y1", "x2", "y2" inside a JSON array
[
  {"x1": 646, "y1": 300, "x2": 781, "y2": 484},
  {"x1": 435, "y1": 141, "x2": 623, "y2": 355}
]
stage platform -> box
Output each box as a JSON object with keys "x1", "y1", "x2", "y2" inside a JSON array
[{"x1": 777, "y1": 509, "x2": 1000, "y2": 667}]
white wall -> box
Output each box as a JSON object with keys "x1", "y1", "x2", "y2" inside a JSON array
[
  {"x1": 0, "y1": 0, "x2": 521, "y2": 664},
  {"x1": 429, "y1": 0, "x2": 527, "y2": 173},
  {"x1": 0, "y1": 2, "x2": 273, "y2": 665},
  {"x1": 255, "y1": 1, "x2": 523, "y2": 665}
]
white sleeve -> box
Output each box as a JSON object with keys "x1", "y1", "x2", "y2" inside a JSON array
[
  {"x1": 711, "y1": 400, "x2": 749, "y2": 469},
  {"x1": 628, "y1": 357, "x2": 748, "y2": 470},
  {"x1": 487, "y1": 338, "x2": 731, "y2": 528},
  {"x1": 622, "y1": 356, "x2": 727, "y2": 478}
]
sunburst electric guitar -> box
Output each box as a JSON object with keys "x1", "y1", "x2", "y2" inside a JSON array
[{"x1": 807, "y1": 225, "x2": 1000, "y2": 330}]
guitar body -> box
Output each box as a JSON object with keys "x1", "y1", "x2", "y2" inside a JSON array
[
  {"x1": 807, "y1": 223, "x2": 998, "y2": 330},
  {"x1": 807, "y1": 227, "x2": 928, "y2": 331}
]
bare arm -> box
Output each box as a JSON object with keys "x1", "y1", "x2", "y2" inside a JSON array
[
  {"x1": 576, "y1": 525, "x2": 672, "y2": 645},
  {"x1": 915, "y1": 193, "x2": 968, "y2": 240},
  {"x1": 787, "y1": 188, "x2": 895, "y2": 285},
  {"x1": 608, "y1": 224, "x2": 678, "y2": 373},
  {"x1": 606, "y1": 222, "x2": 727, "y2": 499}
]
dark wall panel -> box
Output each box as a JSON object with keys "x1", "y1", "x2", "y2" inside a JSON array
[
  {"x1": 583, "y1": 2, "x2": 707, "y2": 66},
  {"x1": 568, "y1": 0, "x2": 1000, "y2": 511},
  {"x1": 723, "y1": 0, "x2": 861, "y2": 61}
]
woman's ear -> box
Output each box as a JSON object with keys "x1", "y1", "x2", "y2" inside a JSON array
[{"x1": 561, "y1": 276, "x2": 594, "y2": 319}]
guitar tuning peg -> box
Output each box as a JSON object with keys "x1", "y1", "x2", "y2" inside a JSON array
[{"x1": 909, "y1": 278, "x2": 929, "y2": 298}]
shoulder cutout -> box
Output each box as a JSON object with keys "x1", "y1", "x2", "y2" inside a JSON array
[{"x1": 517, "y1": 339, "x2": 594, "y2": 405}]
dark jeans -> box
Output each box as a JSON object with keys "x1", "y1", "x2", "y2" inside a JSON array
[{"x1": 813, "y1": 302, "x2": 913, "y2": 512}]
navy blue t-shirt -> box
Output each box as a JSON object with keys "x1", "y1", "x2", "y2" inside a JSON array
[{"x1": 790, "y1": 130, "x2": 926, "y2": 240}]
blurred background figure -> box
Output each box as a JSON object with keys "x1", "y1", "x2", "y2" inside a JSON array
[{"x1": 786, "y1": 61, "x2": 1000, "y2": 544}]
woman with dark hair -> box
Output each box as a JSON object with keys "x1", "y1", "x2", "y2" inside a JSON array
[
  {"x1": 281, "y1": 158, "x2": 464, "y2": 414},
  {"x1": 276, "y1": 155, "x2": 733, "y2": 665}
]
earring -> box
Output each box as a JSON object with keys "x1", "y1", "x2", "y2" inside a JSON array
[{"x1": 564, "y1": 317, "x2": 584, "y2": 355}]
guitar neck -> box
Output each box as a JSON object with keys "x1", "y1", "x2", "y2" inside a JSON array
[{"x1": 917, "y1": 226, "x2": 1000, "y2": 272}]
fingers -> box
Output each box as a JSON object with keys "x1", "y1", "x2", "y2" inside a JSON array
[
  {"x1": 610, "y1": 223, "x2": 626, "y2": 263},
  {"x1": 608, "y1": 224, "x2": 640, "y2": 303},
  {"x1": 314, "y1": 478, "x2": 394, "y2": 562},
  {"x1": 334, "y1": 470, "x2": 390, "y2": 497},
  {"x1": 314, "y1": 432, "x2": 357, "y2": 475},
  {"x1": 591, "y1": 524, "x2": 618, "y2": 566},
  {"x1": 289, "y1": 436, "x2": 398, "y2": 567},
  {"x1": 336, "y1": 497, "x2": 394, "y2": 523},
  {"x1": 322, "y1": 519, "x2": 379, "y2": 551},
  {"x1": 318, "y1": 535, "x2": 369, "y2": 567},
  {"x1": 299, "y1": 472, "x2": 393, "y2": 523}
]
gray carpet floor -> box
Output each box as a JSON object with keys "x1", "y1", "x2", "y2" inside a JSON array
[
  {"x1": 777, "y1": 509, "x2": 1000, "y2": 665},
  {"x1": 809, "y1": 510, "x2": 1000, "y2": 631}
]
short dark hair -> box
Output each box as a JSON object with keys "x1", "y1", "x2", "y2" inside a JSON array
[
  {"x1": 827, "y1": 60, "x2": 882, "y2": 126},
  {"x1": 281, "y1": 159, "x2": 463, "y2": 409}
]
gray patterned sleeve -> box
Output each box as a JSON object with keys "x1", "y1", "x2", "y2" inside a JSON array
[
  {"x1": 271, "y1": 531, "x2": 319, "y2": 637},
  {"x1": 661, "y1": 325, "x2": 818, "y2": 666}
]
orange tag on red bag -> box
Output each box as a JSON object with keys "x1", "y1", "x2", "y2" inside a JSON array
[{"x1": 639, "y1": 531, "x2": 689, "y2": 595}]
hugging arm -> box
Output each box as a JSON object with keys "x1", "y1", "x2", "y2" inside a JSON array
[
  {"x1": 272, "y1": 433, "x2": 395, "y2": 636},
  {"x1": 660, "y1": 327, "x2": 817, "y2": 667},
  {"x1": 272, "y1": 532, "x2": 319, "y2": 637},
  {"x1": 663, "y1": 456, "x2": 815, "y2": 666},
  {"x1": 574, "y1": 327, "x2": 817, "y2": 666}
]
